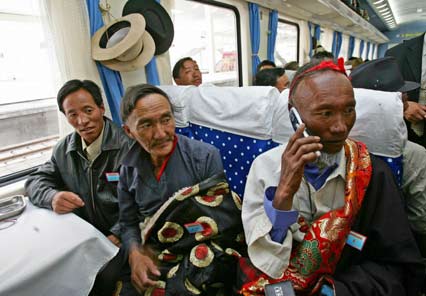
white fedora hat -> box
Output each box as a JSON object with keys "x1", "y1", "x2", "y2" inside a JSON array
[{"x1": 91, "y1": 13, "x2": 155, "y2": 72}]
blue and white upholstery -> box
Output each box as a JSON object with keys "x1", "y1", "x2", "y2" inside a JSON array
[{"x1": 161, "y1": 85, "x2": 281, "y2": 197}]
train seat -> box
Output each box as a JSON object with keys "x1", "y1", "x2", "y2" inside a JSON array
[{"x1": 160, "y1": 85, "x2": 281, "y2": 197}]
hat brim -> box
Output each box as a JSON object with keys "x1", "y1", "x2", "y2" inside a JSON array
[
  {"x1": 398, "y1": 80, "x2": 421, "y2": 93},
  {"x1": 100, "y1": 31, "x2": 155, "y2": 72},
  {"x1": 92, "y1": 14, "x2": 146, "y2": 61},
  {"x1": 123, "y1": 0, "x2": 174, "y2": 55}
]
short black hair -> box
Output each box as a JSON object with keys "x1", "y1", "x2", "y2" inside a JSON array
[
  {"x1": 256, "y1": 60, "x2": 276, "y2": 73},
  {"x1": 121, "y1": 84, "x2": 174, "y2": 123},
  {"x1": 311, "y1": 51, "x2": 334, "y2": 63},
  {"x1": 57, "y1": 79, "x2": 103, "y2": 113},
  {"x1": 172, "y1": 57, "x2": 195, "y2": 79},
  {"x1": 255, "y1": 68, "x2": 286, "y2": 87}
]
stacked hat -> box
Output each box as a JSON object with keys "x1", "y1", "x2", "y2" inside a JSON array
[
  {"x1": 91, "y1": 14, "x2": 155, "y2": 72},
  {"x1": 350, "y1": 56, "x2": 420, "y2": 92},
  {"x1": 122, "y1": 0, "x2": 174, "y2": 56},
  {"x1": 91, "y1": 0, "x2": 175, "y2": 72}
]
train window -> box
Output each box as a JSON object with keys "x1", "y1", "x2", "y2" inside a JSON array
[
  {"x1": 274, "y1": 20, "x2": 299, "y2": 67},
  {"x1": 0, "y1": 1, "x2": 59, "y2": 182},
  {"x1": 169, "y1": 0, "x2": 241, "y2": 86}
]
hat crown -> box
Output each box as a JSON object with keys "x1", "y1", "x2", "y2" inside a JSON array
[{"x1": 350, "y1": 56, "x2": 419, "y2": 92}]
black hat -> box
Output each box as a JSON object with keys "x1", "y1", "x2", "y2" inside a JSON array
[
  {"x1": 350, "y1": 56, "x2": 420, "y2": 92},
  {"x1": 123, "y1": 0, "x2": 174, "y2": 55}
]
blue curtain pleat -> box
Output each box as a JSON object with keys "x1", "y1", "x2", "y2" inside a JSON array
[
  {"x1": 267, "y1": 10, "x2": 278, "y2": 62},
  {"x1": 366, "y1": 42, "x2": 370, "y2": 60},
  {"x1": 314, "y1": 24, "x2": 321, "y2": 44},
  {"x1": 332, "y1": 31, "x2": 337, "y2": 57},
  {"x1": 308, "y1": 22, "x2": 313, "y2": 58},
  {"x1": 86, "y1": 0, "x2": 124, "y2": 124},
  {"x1": 145, "y1": 0, "x2": 161, "y2": 85},
  {"x1": 359, "y1": 40, "x2": 365, "y2": 59},
  {"x1": 348, "y1": 36, "x2": 355, "y2": 58},
  {"x1": 249, "y1": 2, "x2": 261, "y2": 76},
  {"x1": 336, "y1": 32, "x2": 342, "y2": 57}
]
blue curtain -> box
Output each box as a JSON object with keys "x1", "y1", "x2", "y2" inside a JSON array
[
  {"x1": 308, "y1": 22, "x2": 313, "y2": 58},
  {"x1": 86, "y1": 0, "x2": 124, "y2": 124},
  {"x1": 267, "y1": 10, "x2": 278, "y2": 62},
  {"x1": 145, "y1": 0, "x2": 161, "y2": 85},
  {"x1": 332, "y1": 31, "x2": 337, "y2": 57},
  {"x1": 249, "y1": 3, "x2": 261, "y2": 76},
  {"x1": 336, "y1": 32, "x2": 342, "y2": 58},
  {"x1": 366, "y1": 42, "x2": 370, "y2": 60},
  {"x1": 314, "y1": 24, "x2": 321, "y2": 44},
  {"x1": 348, "y1": 36, "x2": 355, "y2": 58},
  {"x1": 359, "y1": 40, "x2": 365, "y2": 59}
]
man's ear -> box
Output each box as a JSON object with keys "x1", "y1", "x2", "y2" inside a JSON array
[
  {"x1": 100, "y1": 103, "x2": 105, "y2": 115},
  {"x1": 122, "y1": 124, "x2": 134, "y2": 139}
]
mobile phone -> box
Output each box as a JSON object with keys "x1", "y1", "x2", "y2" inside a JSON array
[
  {"x1": 289, "y1": 107, "x2": 321, "y2": 157},
  {"x1": 289, "y1": 107, "x2": 310, "y2": 138}
]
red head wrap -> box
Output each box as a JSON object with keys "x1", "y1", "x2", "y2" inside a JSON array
[{"x1": 289, "y1": 57, "x2": 347, "y2": 99}]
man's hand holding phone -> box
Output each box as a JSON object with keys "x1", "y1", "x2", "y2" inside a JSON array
[{"x1": 272, "y1": 109, "x2": 322, "y2": 211}]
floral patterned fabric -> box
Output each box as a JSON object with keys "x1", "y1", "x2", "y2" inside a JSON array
[{"x1": 140, "y1": 173, "x2": 246, "y2": 296}]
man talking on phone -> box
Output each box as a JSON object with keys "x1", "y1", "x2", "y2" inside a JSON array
[{"x1": 240, "y1": 60, "x2": 424, "y2": 295}]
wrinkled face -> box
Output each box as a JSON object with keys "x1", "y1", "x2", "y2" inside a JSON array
[
  {"x1": 123, "y1": 93, "x2": 176, "y2": 163},
  {"x1": 62, "y1": 88, "x2": 105, "y2": 145},
  {"x1": 292, "y1": 71, "x2": 356, "y2": 154},
  {"x1": 275, "y1": 74, "x2": 290, "y2": 92},
  {"x1": 175, "y1": 60, "x2": 202, "y2": 86}
]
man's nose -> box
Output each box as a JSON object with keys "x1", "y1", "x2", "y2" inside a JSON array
[
  {"x1": 331, "y1": 115, "x2": 347, "y2": 133},
  {"x1": 77, "y1": 114, "x2": 89, "y2": 125},
  {"x1": 153, "y1": 123, "x2": 167, "y2": 138}
]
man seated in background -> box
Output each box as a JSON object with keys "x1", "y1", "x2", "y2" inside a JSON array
[
  {"x1": 254, "y1": 67, "x2": 289, "y2": 92},
  {"x1": 350, "y1": 56, "x2": 426, "y2": 256},
  {"x1": 118, "y1": 84, "x2": 241, "y2": 295},
  {"x1": 256, "y1": 59, "x2": 276, "y2": 73},
  {"x1": 25, "y1": 79, "x2": 134, "y2": 296},
  {"x1": 284, "y1": 61, "x2": 299, "y2": 71},
  {"x1": 311, "y1": 50, "x2": 334, "y2": 63},
  {"x1": 345, "y1": 57, "x2": 364, "y2": 71},
  {"x1": 172, "y1": 57, "x2": 203, "y2": 86},
  {"x1": 241, "y1": 60, "x2": 424, "y2": 295}
]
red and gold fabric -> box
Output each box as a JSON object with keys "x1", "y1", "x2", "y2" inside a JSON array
[{"x1": 241, "y1": 139, "x2": 372, "y2": 295}]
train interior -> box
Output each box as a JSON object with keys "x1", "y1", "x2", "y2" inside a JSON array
[{"x1": 0, "y1": 0, "x2": 425, "y2": 294}]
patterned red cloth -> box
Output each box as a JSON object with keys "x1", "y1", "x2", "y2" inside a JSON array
[{"x1": 240, "y1": 139, "x2": 372, "y2": 295}]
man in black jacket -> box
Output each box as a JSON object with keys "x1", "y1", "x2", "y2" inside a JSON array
[
  {"x1": 25, "y1": 79, "x2": 134, "y2": 296},
  {"x1": 386, "y1": 33, "x2": 426, "y2": 148}
]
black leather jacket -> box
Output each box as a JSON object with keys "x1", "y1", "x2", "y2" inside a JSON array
[{"x1": 25, "y1": 117, "x2": 134, "y2": 237}]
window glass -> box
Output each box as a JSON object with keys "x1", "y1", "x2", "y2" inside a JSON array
[
  {"x1": 169, "y1": 0, "x2": 240, "y2": 86},
  {"x1": 274, "y1": 20, "x2": 299, "y2": 67},
  {"x1": 0, "y1": 0, "x2": 59, "y2": 180}
]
